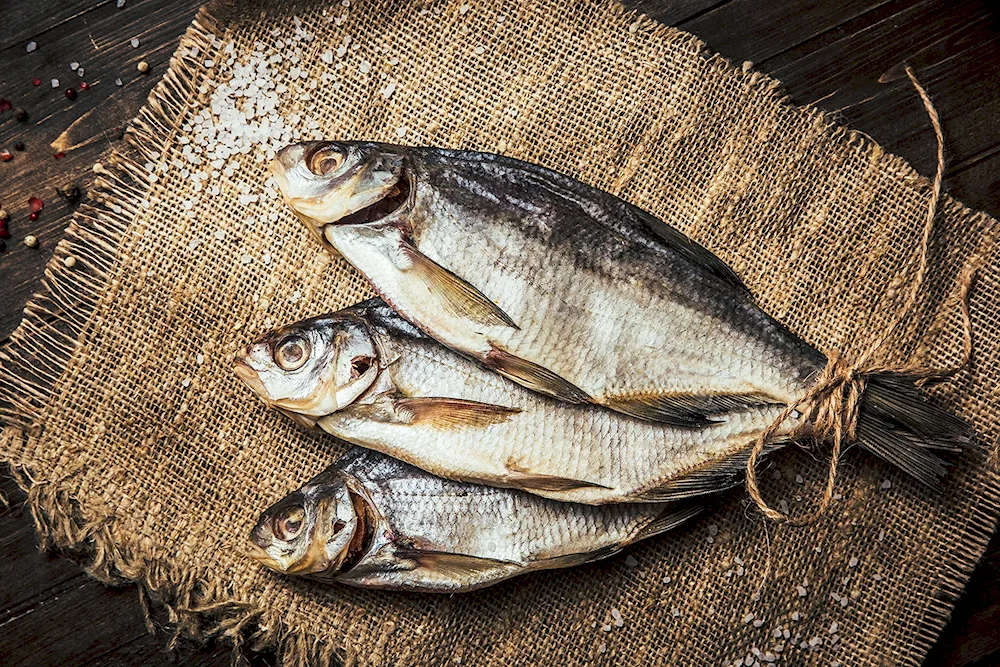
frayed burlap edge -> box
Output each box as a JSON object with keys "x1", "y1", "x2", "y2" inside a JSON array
[{"x1": 0, "y1": 2, "x2": 998, "y2": 666}]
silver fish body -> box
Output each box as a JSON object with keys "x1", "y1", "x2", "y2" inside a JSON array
[
  {"x1": 238, "y1": 301, "x2": 798, "y2": 504},
  {"x1": 272, "y1": 141, "x2": 823, "y2": 426},
  {"x1": 249, "y1": 447, "x2": 700, "y2": 593}
]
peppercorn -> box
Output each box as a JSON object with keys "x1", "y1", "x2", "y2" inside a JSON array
[
  {"x1": 15, "y1": 109, "x2": 28, "y2": 122},
  {"x1": 65, "y1": 88, "x2": 77, "y2": 100},
  {"x1": 14, "y1": 141, "x2": 25, "y2": 151}
]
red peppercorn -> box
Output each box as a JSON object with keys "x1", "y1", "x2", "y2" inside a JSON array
[
  {"x1": 53, "y1": 152, "x2": 66, "y2": 160},
  {"x1": 32, "y1": 78, "x2": 41, "y2": 86},
  {"x1": 79, "y1": 81, "x2": 90, "y2": 90},
  {"x1": 0, "y1": 239, "x2": 7, "y2": 253},
  {"x1": 0, "y1": 99, "x2": 11, "y2": 112},
  {"x1": 65, "y1": 88, "x2": 77, "y2": 100},
  {"x1": 0, "y1": 220, "x2": 9, "y2": 239},
  {"x1": 29, "y1": 212, "x2": 39, "y2": 221},
  {"x1": 0, "y1": 150, "x2": 12, "y2": 162},
  {"x1": 29, "y1": 197, "x2": 44, "y2": 213}
]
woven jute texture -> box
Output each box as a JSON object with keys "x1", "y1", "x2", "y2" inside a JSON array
[{"x1": 2, "y1": 0, "x2": 999, "y2": 665}]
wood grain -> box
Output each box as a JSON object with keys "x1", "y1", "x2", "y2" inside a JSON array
[{"x1": 1, "y1": 0, "x2": 999, "y2": 665}]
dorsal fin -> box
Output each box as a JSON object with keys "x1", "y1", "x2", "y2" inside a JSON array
[
  {"x1": 603, "y1": 391, "x2": 780, "y2": 426},
  {"x1": 633, "y1": 439, "x2": 789, "y2": 502},
  {"x1": 627, "y1": 204, "x2": 747, "y2": 291}
]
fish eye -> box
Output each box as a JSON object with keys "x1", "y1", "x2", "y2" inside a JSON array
[
  {"x1": 273, "y1": 505, "x2": 305, "y2": 541},
  {"x1": 350, "y1": 355, "x2": 373, "y2": 379},
  {"x1": 307, "y1": 148, "x2": 346, "y2": 176},
  {"x1": 274, "y1": 335, "x2": 310, "y2": 372}
]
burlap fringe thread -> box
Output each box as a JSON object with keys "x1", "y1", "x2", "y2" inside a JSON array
[
  {"x1": 0, "y1": 4, "x2": 994, "y2": 666},
  {"x1": 745, "y1": 65, "x2": 985, "y2": 525}
]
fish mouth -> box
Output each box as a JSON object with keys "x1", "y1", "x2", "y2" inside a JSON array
[
  {"x1": 331, "y1": 174, "x2": 411, "y2": 227},
  {"x1": 233, "y1": 356, "x2": 270, "y2": 403}
]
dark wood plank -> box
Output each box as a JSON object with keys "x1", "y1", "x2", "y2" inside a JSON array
[{"x1": 0, "y1": 0, "x2": 204, "y2": 341}]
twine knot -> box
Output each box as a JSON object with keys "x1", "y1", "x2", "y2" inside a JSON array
[{"x1": 744, "y1": 64, "x2": 982, "y2": 525}]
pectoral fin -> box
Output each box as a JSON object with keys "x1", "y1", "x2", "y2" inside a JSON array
[
  {"x1": 485, "y1": 347, "x2": 592, "y2": 404},
  {"x1": 400, "y1": 244, "x2": 519, "y2": 329},
  {"x1": 505, "y1": 461, "x2": 612, "y2": 493},
  {"x1": 604, "y1": 392, "x2": 780, "y2": 426},
  {"x1": 393, "y1": 547, "x2": 521, "y2": 580},
  {"x1": 394, "y1": 397, "x2": 521, "y2": 429}
]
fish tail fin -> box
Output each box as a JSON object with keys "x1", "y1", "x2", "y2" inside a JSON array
[{"x1": 855, "y1": 374, "x2": 968, "y2": 487}]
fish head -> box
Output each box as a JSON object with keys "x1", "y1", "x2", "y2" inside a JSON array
[
  {"x1": 249, "y1": 469, "x2": 365, "y2": 577},
  {"x1": 271, "y1": 141, "x2": 410, "y2": 240},
  {"x1": 234, "y1": 313, "x2": 381, "y2": 417}
]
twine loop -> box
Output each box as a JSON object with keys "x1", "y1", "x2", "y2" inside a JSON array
[{"x1": 744, "y1": 64, "x2": 980, "y2": 524}]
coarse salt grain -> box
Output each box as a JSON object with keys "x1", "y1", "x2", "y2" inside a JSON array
[
  {"x1": 70, "y1": 61, "x2": 80, "y2": 70},
  {"x1": 214, "y1": 230, "x2": 226, "y2": 241},
  {"x1": 597, "y1": 643, "x2": 606, "y2": 654},
  {"x1": 624, "y1": 555, "x2": 638, "y2": 568},
  {"x1": 743, "y1": 612, "x2": 754, "y2": 624},
  {"x1": 848, "y1": 556, "x2": 859, "y2": 568},
  {"x1": 791, "y1": 611, "x2": 800, "y2": 621},
  {"x1": 240, "y1": 253, "x2": 252, "y2": 265},
  {"x1": 182, "y1": 378, "x2": 191, "y2": 388},
  {"x1": 796, "y1": 586, "x2": 807, "y2": 597},
  {"x1": 881, "y1": 479, "x2": 892, "y2": 490},
  {"x1": 26, "y1": 41, "x2": 37, "y2": 52},
  {"x1": 131, "y1": 37, "x2": 140, "y2": 48},
  {"x1": 51, "y1": 78, "x2": 60, "y2": 88},
  {"x1": 610, "y1": 607, "x2": 623, "y2": 627},
  {"x1": 381, "y1": 82, "x2": 396, "y2": 98},
  {"x1": 829, "y1": 622, "x2": 839, "y2": 634}
]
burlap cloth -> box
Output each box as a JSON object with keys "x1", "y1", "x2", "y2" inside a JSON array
[{"x1": 2, "y1": 0, "x2": 999, "y2": 664}]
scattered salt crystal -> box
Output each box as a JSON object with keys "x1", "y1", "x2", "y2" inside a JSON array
[
  {"x1": 829, "y1": 622, "x2": 839, "y2": 634},
  {"x1": 601, "y1": 623, "x2": 612, "y2": 633},
  {"x1": 872, "y1": 573, "x2": 883, "y2": 581},
  {"x1": 26, "y1": 41, "x2": 37, "y2": 52},
  {"x1": 474, "y1": 45, "x2": 485, "y2": 55},
  {"x1": 181, "y1": 378, "x2": 191, "y2": 388},
  {"x1": 262, "y1": 253, "x2": 272, "y2": 266},
  {"x1": 796, "y1": 585, "x2": 807, "y2": 597},
  {"x1": 671, "y1": 607, "x2": 680, "y2": 617},
  {"x1": 396, "y1": 126, "x2": 407, "y2": 138},
  {"x1": 848, "y1": 556, "x2": 859, "y2": 568},
  {"x1": 196, "y1": 354, "x2": 205, "y2": 365},
  {"x1": 809, "y1": 636, "x2": 822, "y2": 648},
  {"x1": 459, "y1": 3, "x2": 469, "y2": 13},
  {"x1": 878, "y1": 529, "x2": 886, "y2": 541},
  {"x1": 359, "y1": 60, "x2": 371, "y2": 74},
  {"x1": 214, "y1": 230, "x2": 226, "y2": 241},
  {"x1": 70, "y1": 61, "x2": 80, "y2": 70},
  {"x1": 753, "y1": 619, "x2": 764, "y2": 628},
  {"x1": 51, "y1": 78, "x2": 60, "y2": 88},
  {"x1": 131, "y1": 37, "x2": 140, "y2": 48},
  {"x1": 381, "y1": 82, "x2": 396, "y2": 98},
  {"x1": 762, "y1": 653, "x2": 776, "y2": 663},
  {"x1": 624, "y1": 555, "x2": 638, "y2": 569},
  {"x1": 117, "y1": 0, "x2": 126, "y2": 6},
  {"x1": 881, "y1": 479, "x2": 892, "y2": 490},
  {"x1": 610, "y1": 607, "x2": 624, "y2": 627},
  {"x1": 743, "y1": 612, "x2": 754, "y2": 624},
  {"x1": 320, "y1": 49, "x2": 334, "y2": 64},
  {"x1": 187, "y1": 238, "x2": 201, "y2": 251},
  {"x1": 795, "y1": 474, "x2": 804, "y2": 484},
  {"x1": 240, "y1": 253, "x2": 253, "y2": 265},
  {"x1": 708, "y1": 524, "x2": 719, "y2": 536},
  {"x1": 597, "y1": 642, "x2": 606, "y2": 654},
  {"x1": 791, "y1": 612, "x2": 800, "y2": 621}
]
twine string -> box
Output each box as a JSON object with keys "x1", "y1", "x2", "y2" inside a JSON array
[{"x1": 745, "y1": 64, "x2": 978, "y2": 525}]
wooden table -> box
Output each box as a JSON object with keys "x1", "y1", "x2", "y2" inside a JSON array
[{"x1": 2, "y1": 0, "x2": 999, "y2": 664}]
